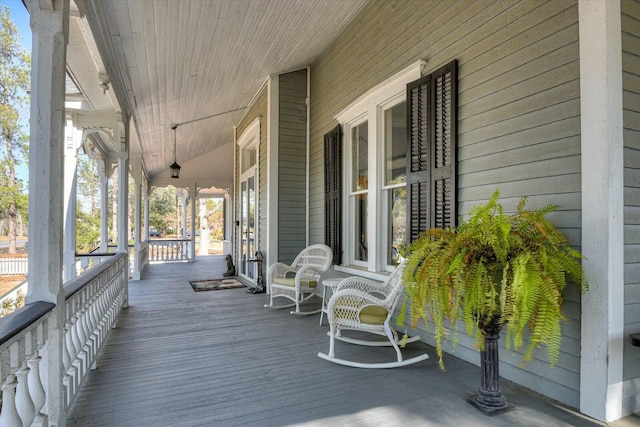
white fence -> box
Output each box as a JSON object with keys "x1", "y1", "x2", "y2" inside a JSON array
[
  {"x1": 148, "y1": 239, "x2": 192, "y2": 263},
  {"x1": 0, "y1": 257, "x2": 28, "y2": 276}
]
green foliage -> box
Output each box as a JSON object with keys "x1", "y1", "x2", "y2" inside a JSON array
[
  {"x1": 149, "y1": 186, "x2": 177, "y2": 234},
  {"x1": 76, "y1": 206, "x2": 101, "y2": 252},
  {"x1": 401, "y1": 190, "x2": 588, "y2": 370},
  {"x1": 0, "y1": 6, "x2": 30, "y2": 250}
]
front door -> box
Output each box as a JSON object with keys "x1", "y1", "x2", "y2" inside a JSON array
[{"x1": 240, "y1": 174, "x2": 256, "y2": 281}]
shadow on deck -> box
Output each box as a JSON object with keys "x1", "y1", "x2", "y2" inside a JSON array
[{"x1": 66, "y1": 255, "x2": 634, "y2": 426}]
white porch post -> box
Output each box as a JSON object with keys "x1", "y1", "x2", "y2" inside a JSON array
[
  {"x1": 62, "y1": 115, "x2": 82, "y2": 282},
  {"x1": 97, "y1": 159, "x2": 110, "y2": 252},
  {"x1": 190, "y1": 185, "x2": 197, "y2": 261},
  {"x1": 25, "y1": 0, "x2": 69, "y2": 424},
  {"x1": 116, "y1": 122, "x2": 130, "y2": 306},
  {"x1": 144, "y1": 184, "x2": 150, "y2": 241},
  {"x1": 182, "y1": 193, "x2": 188, "y2": 239},
  {"x1": 579, "y1": 0, "x2": 625, "y2": 422},
  {"x1": 131, "y1": 155, "x2": 142, "y2": 280}
]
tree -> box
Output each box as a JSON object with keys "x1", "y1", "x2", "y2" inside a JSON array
[
  {"x1": 0, "y1": 6, "x2": 30, "y2": 253},
  {"x1": 149, "y1": 186, "x2": 177, "y2": 235},
  {"x1": 76, "y1": 153, "x2": 101, "y2": 251}
]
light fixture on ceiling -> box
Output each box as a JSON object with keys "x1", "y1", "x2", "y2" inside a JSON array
[{"x1": 170, "y1": 125, "x2": 181, "y2": 179}]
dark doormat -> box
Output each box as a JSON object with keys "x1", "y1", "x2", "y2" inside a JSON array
[{"x1": 189, "y1": 278, "x2": 246, "y2": 292}]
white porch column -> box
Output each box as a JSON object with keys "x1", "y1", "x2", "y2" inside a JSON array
[
  {"x1": 116, "y1": 123, "x2": 130, "y2": 307},
  {"x1": 144, "y1": 184, "x2": 150, "y2": 241},
  {"x1": 182, "y1": 194, "x2": 188, "y2": 239},
  {"x1": 25, "y1": 0, "x2": 69, "y2": 424},
  {"x1": 63, "y1": 115, "x2": 82, "y2": 282},
  {"x1": 98, "y1": 159, "x2": 111, "y2": 252},
  {"x1": 190, "y1": 185, "x2": 197, "y2": 261},
  {"x1": 579, "y1": 0, "x2": 625, "y2": 422},
  {"x1": 131, "y1": 155, "x2": 142, "y2": 280},
  {"x1": 116, "y1": 151, "x2": 129, "y2": 253}
]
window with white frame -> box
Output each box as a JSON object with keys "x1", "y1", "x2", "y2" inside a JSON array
[{"x1": 335, "y1": 61, "x2": 424, "y2": 273}]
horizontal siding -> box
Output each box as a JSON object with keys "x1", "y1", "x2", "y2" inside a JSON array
[
  {"x1": 623, "y1": 0, "x2": 640, "y2": 410},
  {"x1": 309, "y1": 0, "x2": 581, "y2": 409},
  {"x1": 278, "y1": 70, "x2": 307, "y2": 264}
]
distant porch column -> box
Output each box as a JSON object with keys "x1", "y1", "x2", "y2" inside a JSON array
[
  {"x1": 116, "y1": 121, "x2": 130, "y2": 306},
  {"x1": 62, "y1": 115, "x2": 83, "y2": 282},
  {"x1": 189, "y1": 184, "x2": 197, "y2": 261},
  {"x1": 25, "y1": 0, "x2": 69, "y2": 423},
  {"x1": 579, "y1": 0, "x2": 625, "y2": 422},
  {"x1": 144, "y1": 183, "x2": 150, "y2": 241},
  {"x1": 131, "y1": 155, "x2": 143, "y2": 280},
  {"x1": 97, "y1": 159, "x2": 111, "y2": 252},
  {"x1": 182, "y1": 193, "x2": 188, "y2": 239}
]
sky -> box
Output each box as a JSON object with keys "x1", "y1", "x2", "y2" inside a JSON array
[{"x1": 1, "y1": 0, "x2": 31, "y2": 183}]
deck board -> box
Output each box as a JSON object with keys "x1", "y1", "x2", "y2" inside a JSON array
[{"x1": 67, "y1": 256, "x2": 612, "y2": 426}]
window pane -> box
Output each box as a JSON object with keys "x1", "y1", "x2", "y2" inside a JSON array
[
  {"x1": 388, "y1": 187, "x2": 406, "y2": 265},
  {"x1": 351, "y1": 121, "x2": 368, "y2": 191},
  {"x1": 354, "y1": 193, "x2": 368, "y2": 261},
  {"x1": 384, "y1": 102, "x2": 407, "y2": 185}
]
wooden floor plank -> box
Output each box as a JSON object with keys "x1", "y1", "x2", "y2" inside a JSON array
[{"x1": 67, "y1": 255, "x2": 609, "y2": 427}]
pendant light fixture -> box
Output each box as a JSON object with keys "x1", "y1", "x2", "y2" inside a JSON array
[{"x1": 169, "y1": 125, "x2": 181, "y2": 178}]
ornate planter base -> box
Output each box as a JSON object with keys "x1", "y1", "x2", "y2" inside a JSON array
[
  {"x1": 467, "y1": 393, "x2": 514, "y2": 416},
  {"x1": 467, "y1": 317, "x2": 516, "y2": 416}
]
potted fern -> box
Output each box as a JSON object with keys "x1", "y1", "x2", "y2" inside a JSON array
[{"x1": 401, "y1": 190, "x2": 587, "y2": 415}]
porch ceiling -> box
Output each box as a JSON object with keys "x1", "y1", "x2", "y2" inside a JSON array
[{"x1": 77, "y1": 0, "x2": 369, "y2": 192}]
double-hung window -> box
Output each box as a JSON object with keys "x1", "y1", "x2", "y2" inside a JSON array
[
  {"x1": 334, "y1": 61, "x2": 425, "y2": 274},
  {"x1": 325, "y1": 59, "x2": 457, "y2": 277}
]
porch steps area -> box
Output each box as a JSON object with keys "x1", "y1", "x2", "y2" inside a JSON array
[{"x1": 66, "y1": 256, "x2": 634, "y2": 426}]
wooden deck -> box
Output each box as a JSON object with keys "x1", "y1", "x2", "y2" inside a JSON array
[{"x1": 66, "y1": 256, "x2": 630, "y2": 426}]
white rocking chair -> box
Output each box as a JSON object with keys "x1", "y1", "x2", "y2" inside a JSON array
[
  {"x1": 317, "y1": 259, "x2": 429, "y2": 368},
  {"x1": 264, "y1": 244, "x2": 333, "y2": 315}
]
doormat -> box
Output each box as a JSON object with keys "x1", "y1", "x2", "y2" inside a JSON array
[{"x1": 189, "y1": 278, "x2": 246, "y2": 292}]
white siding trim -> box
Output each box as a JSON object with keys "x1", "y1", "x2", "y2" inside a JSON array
[
  {"x1": 579, "y1": 0, "x2": 625, "y2": 422},
  {"x1": 267, "y1": 77, "x2": 279, "y2": 278}
]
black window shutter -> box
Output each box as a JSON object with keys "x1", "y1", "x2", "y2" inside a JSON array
[
  {"x1": 406, "y1": 60, "x2": 457, "y2": 245},
  {"x1": 324, "y1": 124, "x2": 342, "y2": 264},
  {"x1": 431, "y1": 60, "x2": 457, "y2": 230},
  {"x1": 406, "y1": 74, "x2": 431, "y2": 244}
]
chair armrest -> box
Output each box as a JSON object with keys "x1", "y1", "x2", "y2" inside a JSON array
[
  {"x1": 267, "y1": 262, "x2": 295, "y2": 280},
  {"x1": 295, "y1": 265, "x2": 321, "y2": 283},
  {"x1": 336, "y1": 276, "x2": 388, "y2": 296},
  {"x1": 327, "y1": 288, "x2": 389, "y2": 313}
]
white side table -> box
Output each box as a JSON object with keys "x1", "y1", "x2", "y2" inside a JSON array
[{"x1": 319, "y1": 278, "x2": 342, "y2": 326}]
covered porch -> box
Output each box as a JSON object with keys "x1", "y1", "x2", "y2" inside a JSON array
[{"x1": 66, "y1": 257, "x2": 622, "y2": 427}]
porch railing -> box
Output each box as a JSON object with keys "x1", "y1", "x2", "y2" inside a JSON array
[
  {"x1": 0, "y1": 253, "x2": 128, "y2": 426},
  {"x1": 148, "y1": 239, "x2": 192, "y2": 263}
]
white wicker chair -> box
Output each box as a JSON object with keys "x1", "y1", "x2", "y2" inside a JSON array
[
  {"x1": 264, "y1": 244, "x2": 333, "y2": 315},
  {"x1": 317, "y1": 258, "x2": 429, "y2": 368}
]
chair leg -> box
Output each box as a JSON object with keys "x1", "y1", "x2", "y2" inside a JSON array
[
  {"x1": 384, "y1": 321, "x2": 403, "y2": 362},
  {"x1": 328, "y1": 325, "x2": 336, "y2": 357}
]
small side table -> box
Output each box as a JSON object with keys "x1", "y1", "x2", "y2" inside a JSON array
[{"x1": 320, "y1": 278, "x2": 342, "y2": 326}]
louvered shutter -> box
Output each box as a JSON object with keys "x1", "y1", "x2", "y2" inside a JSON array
[
  {"x1": 406, "y1": 75, "x2": 431, "y2": 244},
  {"x1": 324, "y1": 125, "x2": 342, "y2": 264},
  {"x1": 431, "y1": 60, "x2": 457, "y2": 230},
  {"x1": 406, "y1": 60, "x2": 457, "y2": 245}
]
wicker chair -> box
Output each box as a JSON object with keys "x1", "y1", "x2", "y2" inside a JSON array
[
  {"x1": 264, "y1": 244, "x2": 333, "y2": 315},
  {"x1": 317, "y1": 258, "x2": 429, "y2": 368}
]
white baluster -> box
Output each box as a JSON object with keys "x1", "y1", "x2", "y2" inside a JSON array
[
  {"x1": 28, "y1": 354, "x2": 46, "y2": 417},
  {"x1": 15, "y1": 365, "x2": 35, "y2": 426},
  {"x1": 0, "y1": 375, "x2": 21, "y2": 427}
]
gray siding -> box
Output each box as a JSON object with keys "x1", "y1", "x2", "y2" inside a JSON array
[
  {"x1": 309, "y1": 0, "x2": 581, "y2": 408},
  {"x1": 278, "y1": 70, "x2": 308, "y2": 265},
  {"x1": 622, "y1": 0, "x2": 640, "y2": 413}
]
